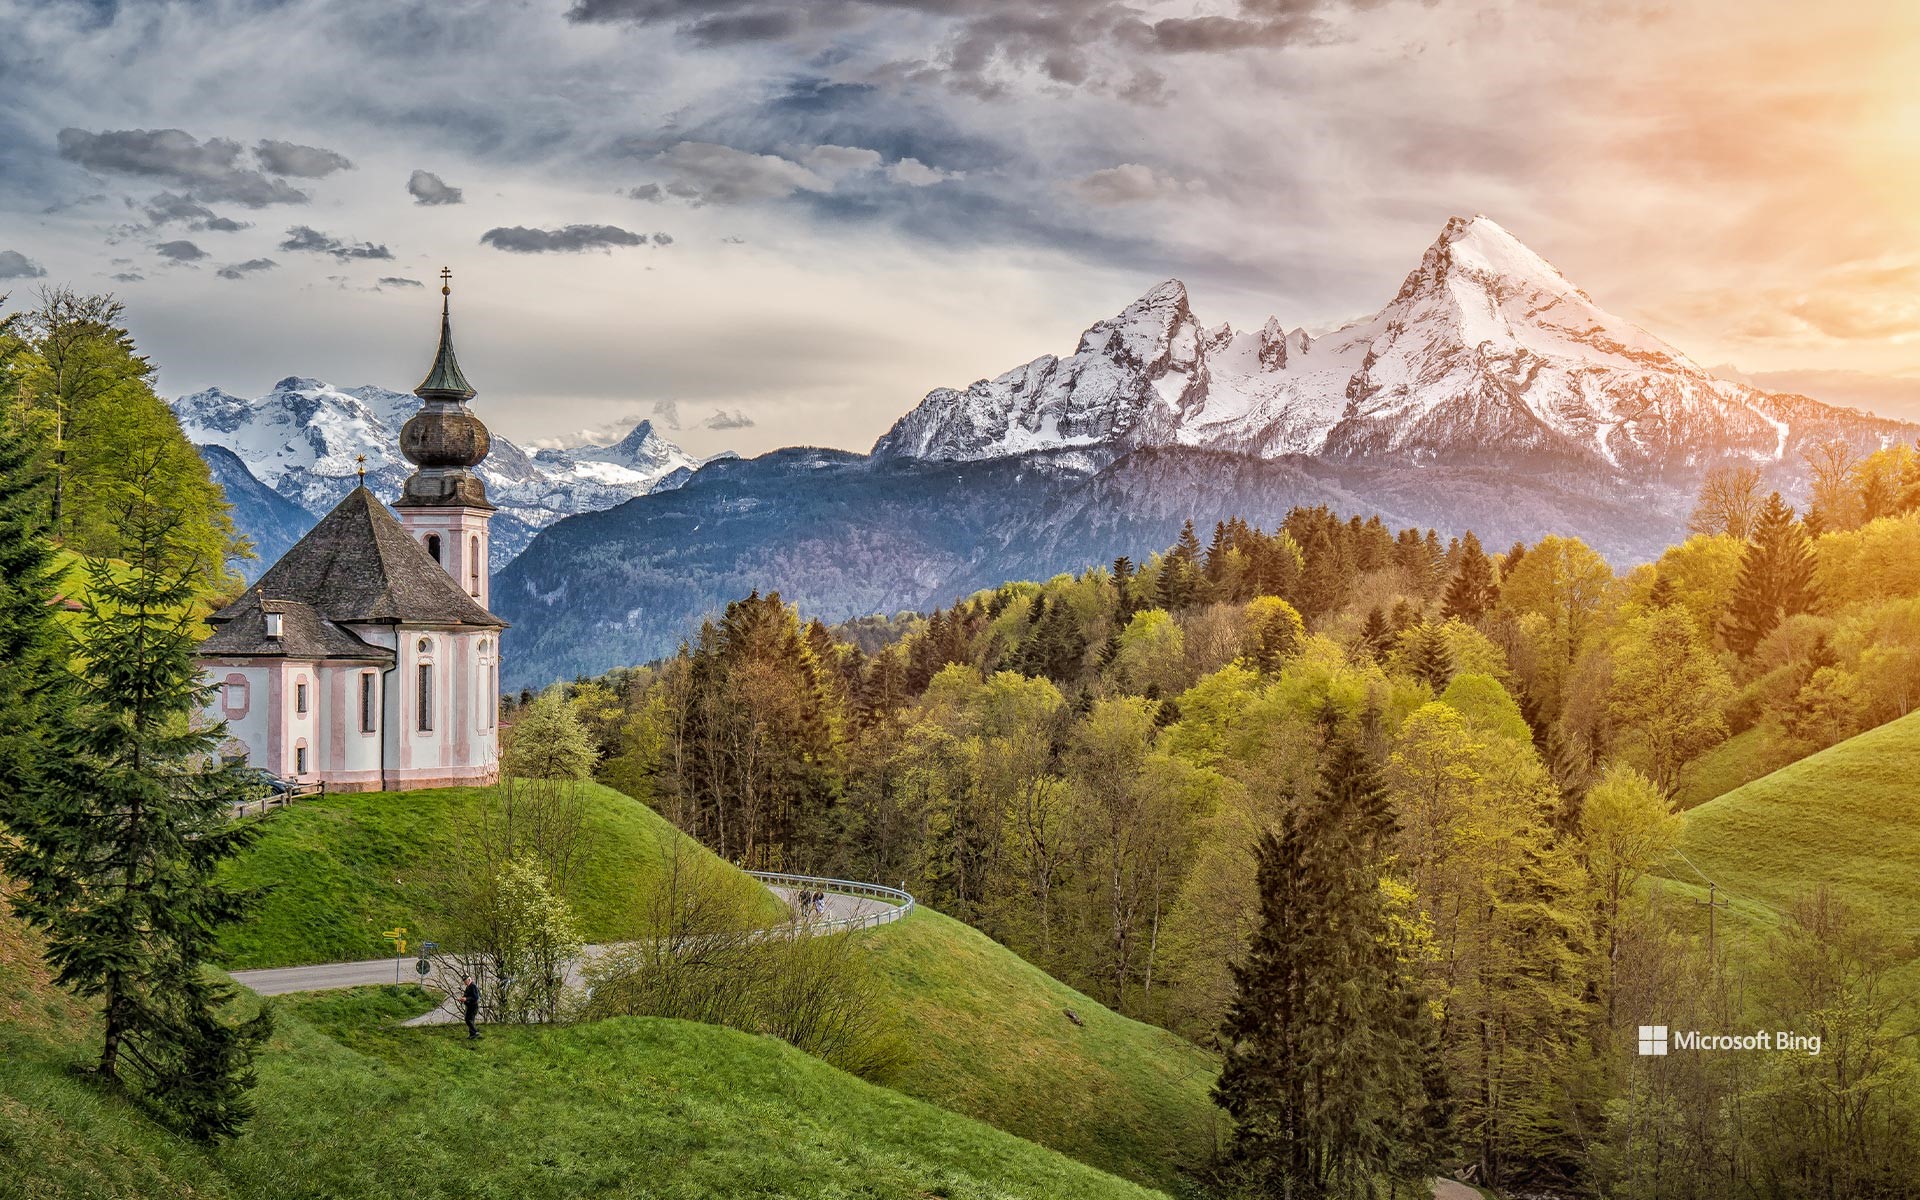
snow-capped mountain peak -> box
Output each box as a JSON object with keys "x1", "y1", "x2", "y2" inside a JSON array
[
  {"x1": 873, "y1": 214, "x2": 1886, "y2": 476},
  {"x1": 171, "y1": 377, "x2": 709, "y2": 574}
]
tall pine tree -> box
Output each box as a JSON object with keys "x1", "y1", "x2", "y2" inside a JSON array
[
  {"x1": 0, "y1": 467, "x2": 270, "y2": 1140},
  {"x1": 0, "y1": 415, "x2": 75, "y2": 850},
  {"x1": 1722, "y1": 491, "x2": 1817, "y2": 656},
  {"x1": 1441, "y1": 531, "x2": 1497, "y2": 623},
  {"x1": 1215, "y1": 733, "x2": 1440, "y2": 1198}
]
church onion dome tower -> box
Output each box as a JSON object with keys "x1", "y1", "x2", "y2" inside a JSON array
[
  {"x1": 394, "y1": 270, "x2": 498, "y2": 608},
  {"x1": 398, "y1": 269, "x2": 494, "y2": 512}
]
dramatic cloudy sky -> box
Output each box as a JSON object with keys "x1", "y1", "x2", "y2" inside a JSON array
[{"x1": 3, "y1": 0, "x2": 1919, "y2": 456}]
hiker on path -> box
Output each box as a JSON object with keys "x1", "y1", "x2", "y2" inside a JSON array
[{"x1": 462, "y1": 975, "x2": 480, "y2": 1040}]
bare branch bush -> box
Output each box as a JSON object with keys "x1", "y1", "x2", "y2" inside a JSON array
[{"x1": 582, "y1": 843, "x2": 908, "y2": 1080}]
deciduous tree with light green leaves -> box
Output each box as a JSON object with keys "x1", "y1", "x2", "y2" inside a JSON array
[{"x1": 1606, "y1": 606, "x2": 1733, "y2": 790}]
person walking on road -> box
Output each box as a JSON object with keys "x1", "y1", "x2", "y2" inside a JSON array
[{"x1": 462, "y1": 974, "x2": 480, "y2": 1040}]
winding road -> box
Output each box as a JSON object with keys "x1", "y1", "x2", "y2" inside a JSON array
[{"x1": 227, "y1": 875, "x2": 907, "y2": 1014}]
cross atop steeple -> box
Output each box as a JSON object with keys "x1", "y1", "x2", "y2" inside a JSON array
[{"x1": 415, "y1": 268, "x2": 474, "y2": 402}]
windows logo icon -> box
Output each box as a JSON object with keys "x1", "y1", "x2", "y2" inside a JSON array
[{"x1": 1637, "y1": 1025, "x2": 1669, "y2": 1056}]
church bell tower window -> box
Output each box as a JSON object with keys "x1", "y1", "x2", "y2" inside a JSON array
[{"x1": 426, "y1": 533, "x2": 442, "y2": 562}]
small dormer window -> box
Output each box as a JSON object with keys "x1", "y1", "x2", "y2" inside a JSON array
[
  {"x1": 426, "y1": 534, "x2": 442, "y2": 562},
  {"x1": 264, "y1": 612, "x2": 283, "y2": 639}
]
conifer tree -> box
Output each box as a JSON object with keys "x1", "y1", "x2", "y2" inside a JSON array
[
  {"x1": 1441, "y1": 531, "x2": 1497, "y2": 624},
  {"x1": 0, "y1": 416, "x2": 74, "y2": 842},
  {"x1": 1407, "y1": 622, "x2": 1455, "y2": 691},
  {"x1": 1722, "y1": 492, "x2": 1817, "y2": 656},
  {"x1": 1500, "y1": 540, "x2": 1528, "y2": 581},
  {"x1": 1215, "y1": 734, "x2": 1438, "y2": 1197},
  {"x1": 0, "y1": 470, "x2": 269, "y2": 1140},
  {"x1": 1357, "y1": 606, "x2": 1391, "y2": 662},
  {"x1": 1111, "y1": 556, "x2": 1137, "y2": 625}
]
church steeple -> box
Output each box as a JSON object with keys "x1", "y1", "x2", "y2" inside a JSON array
[
  {"x1": 416, "y1": 268, "x2": 475, "y2": 401},
  {"x1": 395, "y1": 269, "x2": 497, "y2": 607},
  {"x1": 398, "y1": 269, "x2": 493, "y2": 511}
]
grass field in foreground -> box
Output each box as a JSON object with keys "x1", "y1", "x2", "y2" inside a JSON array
[
  {"x1": 217, "y1": 782, "x2": 786, "y2": 969},
  {"x1": 862, "y1": 907, "x2": 1222, "y2": 1191},
  {"x1": 0, "y1": 917, "x2": 1165, "y2": 1200}
]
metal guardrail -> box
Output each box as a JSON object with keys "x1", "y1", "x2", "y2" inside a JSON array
[{"x1": 748, "y1": 870, "x2": 915, "y2": 934}]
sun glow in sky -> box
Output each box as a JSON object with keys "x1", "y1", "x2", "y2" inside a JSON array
[{"x1": 2, "y1": 0, "x2": 1918, "y2": 456}]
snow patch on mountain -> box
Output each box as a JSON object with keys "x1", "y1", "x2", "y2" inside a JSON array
[
  {"x1": 171, "y1": 377, "x2": 704, "y2": 566},
  {"x1": 874, "y1": 215, "x2": 1906, "y2": 478}
]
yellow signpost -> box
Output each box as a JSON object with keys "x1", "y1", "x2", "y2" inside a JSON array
[{"x1": 382, "y1": 927, "x2": 408, "y2": 984}]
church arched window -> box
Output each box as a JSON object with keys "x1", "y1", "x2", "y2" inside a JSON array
[
  {"x1": 469, "y1": 535, "x2": 481, "y2": 596},
  {"x1": 426, "y1": 533, "x2": 442, "y2": 562},
  {"x1": 416, "y1": 637, "x2": 435, "y2": 733}
]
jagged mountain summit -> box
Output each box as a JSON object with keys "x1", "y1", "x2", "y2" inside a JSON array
[
  {"x1": 874, "y1": 216, "x2": 1890, "y2": 478},
  {"x1": 170, "y1": 376, "x2": 703, "y2": 573}
]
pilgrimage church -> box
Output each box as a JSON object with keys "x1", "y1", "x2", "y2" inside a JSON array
[{"x1": 197, "y1": 275, "x2": 506, "y2": 791}]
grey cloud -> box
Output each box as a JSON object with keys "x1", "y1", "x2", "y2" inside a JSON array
[
  {"x1": 629, "y1": 183, "x2": 664, "y2": 201},
  {"x1": 156, "y1": 239, "x2": 208, "y2": 262},
  {"x1": 652, "y1": 398, "x2": 683, "y2": 428},
  {"x1": 652, "y1": 232, "x2": 673, "y2": 245},
  {"x1": 215, "y1": 257, "x2": 277, "y2": 280},
  {"x1": 802, "y1": 144, "x2": 883, "y2": 178},
  {"x1": 650, "y1": 141, "x2": 828, "y2": 205},
  {"x1": 887, "y1": 157, "x2": 958, "y2": 186},
  {"x1": 278, "y1": 225, "x2": 394, "y2": 260},
  {"x1": 564, "y1": 0, "x2": 1334, "y2": 97},
  {"x1": 0, "y1": 250, "x2": 48, "y2": 279},
  {"x1": 109, "y1": 272, "x2": 145, "y2": 283},
  {"x1": 1072, "y1": 163, "x2": 1196, "y2": 204},
  {"x1": 480, "y1": 224, "x2": 655, "y2": 252},
  {"x1": 253, "y1": 139, "x2": 354, "y2": 177},
  {"x1": 141, "y1": 191, "x2": 251, "y2": 231},
  {"x1": 57, "y1": 128, "x2": 311, "y2": 207},
  {"x1": 408, "y1": 169, "x2": 464, "y2": 205},
  {"x1": 380, "y1": 276, "x2": 426, "y2": 288},
  {"x1": 702, "y1": 407, "x2": 754, "y2": 429},
  {"x1": 142, "y1": 191, "x2": 213, "y2": 223}
]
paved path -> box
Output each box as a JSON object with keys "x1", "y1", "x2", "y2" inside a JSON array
[
  {"x1": 1430, "y1": 1178, "x2": 1483, "y2": 1200},
  {"x1": 229, "y1": 881, "x2": 902, "y2": 1023},
  {"x1": 230, "y1": 955, "x2": 426, "y2": 996}
]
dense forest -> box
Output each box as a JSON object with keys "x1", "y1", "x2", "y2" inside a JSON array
[{"x1": 541, "y1": 449, "x2": 1920, "y2": 1195}]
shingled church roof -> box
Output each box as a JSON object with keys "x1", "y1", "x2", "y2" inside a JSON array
[
  {"x1": 200, "y1": 597, "x2": 390, "y2": 661},
  {"x1": 205, "y1": 487, "x2": 505, "y2": 655}
]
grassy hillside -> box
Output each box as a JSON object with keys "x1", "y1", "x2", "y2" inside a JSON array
[
  {"x1": 0, "y1": 908, "x2": 1165, "y2": 1200},
  {"x1": 1670, "y1": 710, "x2": 1920, "y2": 934},
  {"x1": 218, "y1": 783, "x2": 786, "y2": 969},
  {"x1": 1671, "y1": 726, "x2": 1799, "y2": 810},
  {"x1": 863, "y1": 907, "x2": 1221, "y2": 1190}
]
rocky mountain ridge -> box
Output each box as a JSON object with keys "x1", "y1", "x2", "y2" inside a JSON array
[
  {"x1": 170, "y1": 377, "x2": 704, "y2": 573},
  {"x1": 874, "y1": 216, "x2": 1902, "y2": 481}
]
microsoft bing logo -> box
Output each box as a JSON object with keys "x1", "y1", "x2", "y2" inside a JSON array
[{"x1": 1637, "y1": 1025, "x2": 1669, "y2": 1056}]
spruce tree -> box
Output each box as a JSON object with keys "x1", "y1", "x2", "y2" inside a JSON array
[
  {"x1": 1407, "y1": 622, "x2": 1455, "y2": 690},
  {"x1": 0, "y1": 475, "x2": 270, "y2": 1140},
  {"x1": 1357, "y1": 607, "x2": 1391, "y2": 662},
  {"x1": 1722, "y1": 492, "x2": 1817, "y2": 657},
  {"x1": 1441, "y1": 531, "x2": 1497, "y2": 624},
  {"x1": 1111, "y1": 556, "x2": 1137, "y2": 624},
  {"x1": 1215, "y1": 734, "x2": 1438, "y2": 1197},
  {"x1": 0, "y1": 418, "x2": 75, "y2": 845}
]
